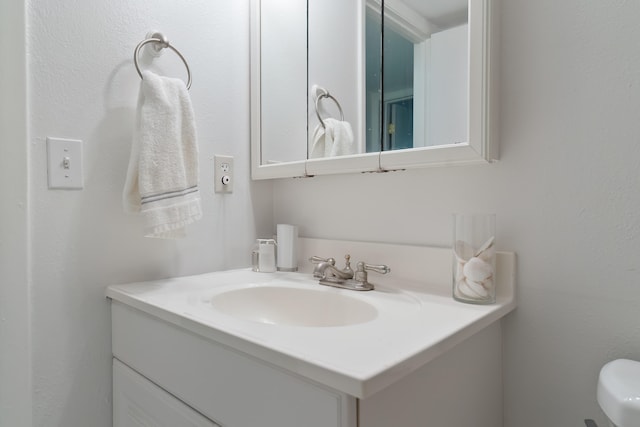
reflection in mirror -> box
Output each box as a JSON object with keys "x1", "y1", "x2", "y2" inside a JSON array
[
  {"x1": 307, "y1": 0, "x2": 366, "y2": 160},
  {"x1": 379, "y1": 0, "x2": 469, "y2": 151},
  {"x1": 259, "y1": 0, "x2": 374, "y2": 165},
  {"x1": 382, "y1": 23, "x2": 415, "y2": 151},
  {"x1": 259, "y1": 0, "x2": 307, "y2": 165},
  {"x1": 365, "y1": 3, "x2": 383, "y2": 153}
]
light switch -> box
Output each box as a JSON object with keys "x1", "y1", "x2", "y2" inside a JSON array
[{"x1": 47, "y1": 137, "x2": 83, "y2": 189}]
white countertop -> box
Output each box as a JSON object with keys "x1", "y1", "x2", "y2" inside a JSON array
[{"x1": 106, "y1": 256, "x2": 516, "y2": 398}]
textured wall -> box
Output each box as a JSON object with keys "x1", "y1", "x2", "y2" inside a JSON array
[
  {"x1": 0, "y1": 1, "x2": 31, "y2": 426},
  {"x1": 23, "y1": 0, "x2": 272, "y2": 426},
  {"x1": 7, "y1": 0, "x2": 640, "y2": 426},
  {"x1": 273, "y1": 0, "x2": 640, "y2": 426}
]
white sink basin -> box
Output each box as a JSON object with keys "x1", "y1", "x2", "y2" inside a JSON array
[{"x1": 211, "y1": 285, "x2": 378, "y2": 327}]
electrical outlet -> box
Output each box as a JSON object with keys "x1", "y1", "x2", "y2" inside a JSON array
[
  {"x1": 47, "y1": 137, "x2": 83, "y2": 189},
  {"x1": 214, "y1": 155, "x2": 233, "y2": 193}
]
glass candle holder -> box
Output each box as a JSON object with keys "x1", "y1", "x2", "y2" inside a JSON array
[{"x1": 452, "y1": 214, "x2": 496, "y2": 304}]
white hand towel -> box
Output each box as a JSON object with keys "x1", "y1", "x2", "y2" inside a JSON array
[
  {"x1": 123, "y1": 70, "x2": 202, "y2": 239},
  {"x1": 309, "y1": 118, "x2": 356, "y2": 158}
]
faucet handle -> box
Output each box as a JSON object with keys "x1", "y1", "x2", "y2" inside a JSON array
[
  {"x1": 357, "y1": 262, "x2": 391, "y2": 275},
  {"x1": 353, "y1": 261, "x2": 390, "y2": 290},
  {"x1": 309, "y1": 256, "x2": 335, "y2": 265}
]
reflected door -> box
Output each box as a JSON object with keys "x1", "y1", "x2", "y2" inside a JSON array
[{"x1": 385, "y1": 97, "x2": 413, "y2": 150}]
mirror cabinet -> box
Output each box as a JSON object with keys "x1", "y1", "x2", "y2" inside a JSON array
[{"x1": 250, "y1": 0, "x2": 497, "y2": 179}]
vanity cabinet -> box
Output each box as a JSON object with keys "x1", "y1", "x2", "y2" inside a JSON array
[
  {"x1": 111, "y1": 300, "x2": 503, "y2": 427},
  {"x1": 113, "y1": 358, "x2": 219, "y2": 427},
  {"x1": 109, "y1": 240, "x2": 514, "y2": 427},
  {"x1": 111, "y1": 302, "x2": 357, "y2": 427}
]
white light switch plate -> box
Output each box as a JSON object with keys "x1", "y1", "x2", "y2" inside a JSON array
[{"x1": 47, "y1": 137, "x2": 83, "y2": 189}]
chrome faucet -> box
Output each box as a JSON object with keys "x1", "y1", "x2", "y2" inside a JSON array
[
  {"x1": 309, "y1": 255, "x2": 390, "y2": 291},
  {"x1": 310, "y1": 255, "x2": 354, "y2": 282}
]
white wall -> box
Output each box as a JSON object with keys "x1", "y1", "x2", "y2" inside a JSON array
[
  {"x1": 273, "y1": 1, "x2": 640, "y2": 426},
  {"x1": 3, "y1": 0, "x2": 273, "y2": 426},
  {"x1": 5, "y1": 1, "x2": 640, "y2": 426},
  {"x1": 0, "y1": 1, "x2": 32, "y2": 426}
]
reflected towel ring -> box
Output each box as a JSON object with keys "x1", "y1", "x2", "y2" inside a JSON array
[
  {"x1": 315, "y1": 92, "x2": 344, "y2": 129},
  {"x1": 134, "y1": 32, "x2": 192, "y2": 90}
]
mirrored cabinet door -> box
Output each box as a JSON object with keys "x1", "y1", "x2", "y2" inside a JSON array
[
  {"x1": 306, "y1": 0, "x2": 381, "y2": 176},
  {"x1": 381, "y1": 0, "x2": 469, "y2": 152},
  {"x1": 379, "y1": 0, "x2": 497, "y2": 169}
]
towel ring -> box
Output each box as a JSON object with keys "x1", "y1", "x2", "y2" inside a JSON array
[
  {"x1": 134, "y1": 32, "x2": 192, "y2": 90},
  {"x1": 315, "y1": 92, "x2": 344, "y2": 129}
]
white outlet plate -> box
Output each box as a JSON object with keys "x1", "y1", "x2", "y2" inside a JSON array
[
  {"x1": 47, "y1": 137, "x2": 83, "y2": 189},
  {"x1": 214, "y1": 155, "x2": 233, "y2": 193}
]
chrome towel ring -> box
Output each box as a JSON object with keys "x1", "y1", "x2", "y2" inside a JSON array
[
  {"x1": 134, "y1": 32, "x2": 192, "y2": 90},
  {"x1": 315, "y1": 91, "x2": 344, "y2": 129}
]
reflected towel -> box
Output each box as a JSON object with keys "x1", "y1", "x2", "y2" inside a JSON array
[
  {"x1": 123, "y1": 70, "x2": 202, "y2": 239},
  {"x1": 309, "y1": 118, "x2": 356, "y2": 158}
]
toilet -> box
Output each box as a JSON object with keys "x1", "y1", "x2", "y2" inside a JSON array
[{"x1": 597, "y1": 359, "x2": 640, "y2": 426}]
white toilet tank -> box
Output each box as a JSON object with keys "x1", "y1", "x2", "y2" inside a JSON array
[{"x1": 597, "y1": 359, "x2": 640, "y2": 427}]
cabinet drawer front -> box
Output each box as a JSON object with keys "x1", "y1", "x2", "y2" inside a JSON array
[
  {"x1": 112, "y1": 302, "x2": 354, "y2": 427},
  {"x1": 114, "y1": 358, "x2": 219, "y2": 427}
]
